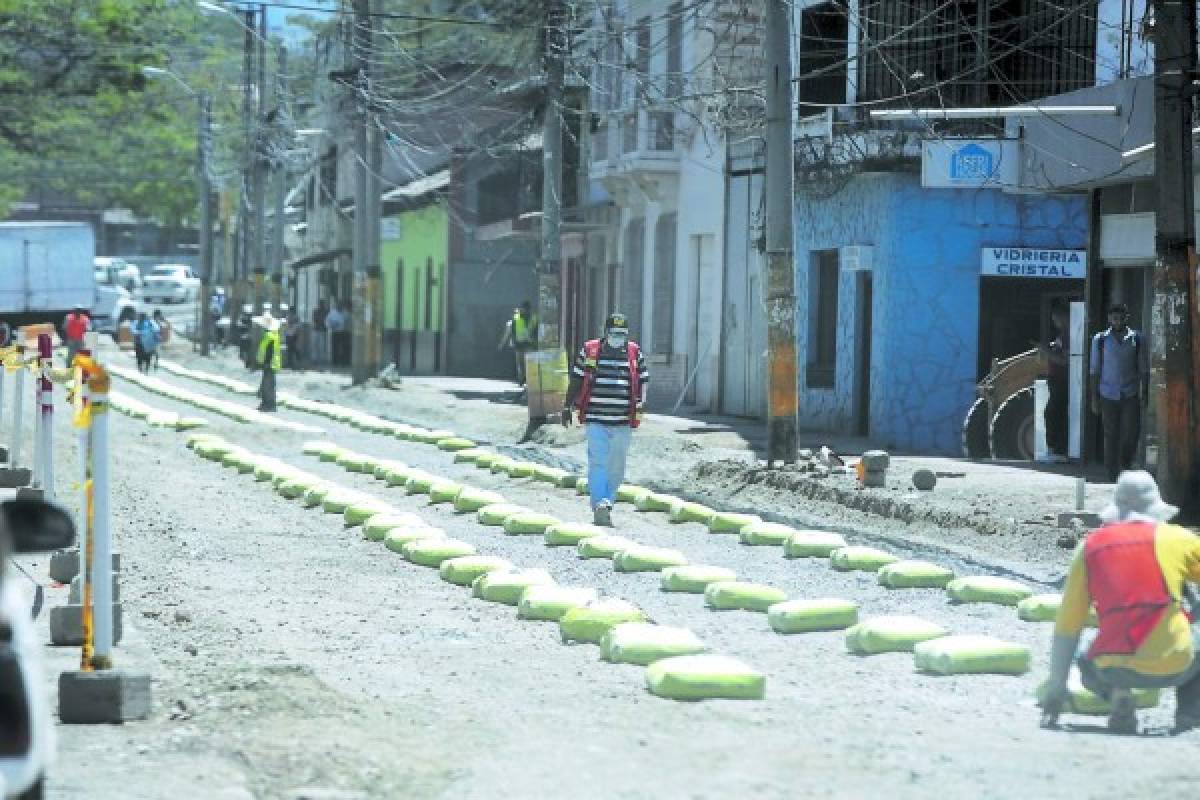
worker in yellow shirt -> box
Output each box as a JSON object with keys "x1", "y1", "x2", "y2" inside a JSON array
[
  {"x1": 1039, "y1": 471, "x2": 1200, "y2": 735},
  {"x1": 256, "y1": 314, "x2": 282, "y2": 412}
]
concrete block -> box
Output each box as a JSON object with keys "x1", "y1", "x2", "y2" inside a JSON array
[
  {"x1": 48, "y1": 549, "x2": 122, "y2": 584},
  {"x1": 58, "y1": 669, "x2": 151, "y2": 724},
  {"x1": 860, "y1": 450, "x2": 890, "y2": 471},
  {"x1": 49, "y1": 604, "x2": 123, "y2": 646},
  {"x1": 69, "y1": 574, "x2": 120, "y2": 604},
  {"x1": 861, "y1": 471, "x2": 887, "y2": 489},
  {"x1": 16, "y1": 487, "x2": 43, "y2": 501},
  {"x1": 0, "y1": 467, "x2": 32, "y2": 488},
  {"x1": 912, "y1": 469, "x2": 938, "y2": 491},
  {"x1": 0, "y1": 444, "x2": 7, "y2": 462},
  {"x1": 1057, "y1": 511, "x2": 1101, "y2": 530}
]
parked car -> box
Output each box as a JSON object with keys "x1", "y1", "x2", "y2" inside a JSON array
[
  {"x1": 143, "y1": 264, "x2": 200, "y2": 304},
  {"x1": 92, "y1": 256, "x2": 141, "y2": 292}
]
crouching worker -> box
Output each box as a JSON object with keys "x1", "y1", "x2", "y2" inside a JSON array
[
  {"x1": 1039, "y1": 470, "x2": 1200, "y2": 735},
  {"x1": 256, "y1": 315, "x2": 282, "y2": 412}
]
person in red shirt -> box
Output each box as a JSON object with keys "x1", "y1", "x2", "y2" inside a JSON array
[{"x1": 63, "y1": 306, "x2": 90, "y2": 366}]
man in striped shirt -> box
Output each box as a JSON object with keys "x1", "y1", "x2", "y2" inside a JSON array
[{"x1": 563, "y1": 313, "x2": 649, "y2": 527}]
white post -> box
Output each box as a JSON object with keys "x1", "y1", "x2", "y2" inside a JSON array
[
  {"x1": 1034, "y1": 379, "x2": 1049, "y2": 462},
  {"x1": 1068, "y1": 301, "x2": 1086, "y2": 460},
  {"x1": 31, "y1": 359, "x2": 42, "y2": 489},
  {"x1": 90, "y1": 388, "x2": 113, "y2": 664},
  {"x1": 76, "y1": 371, "x2": 90, "y2": 602},
  {"x1": 39, "y1": 334, "x2": 54, "y2": 500},
  {"x1": 10, "y1": 350, "x2": 25, "y2": 469}
]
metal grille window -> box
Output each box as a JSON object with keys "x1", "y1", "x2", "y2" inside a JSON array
[
  {"x1": 649, "y1": 111, "x2": 674, "y2": 151},
  {"x1": 635, "y1": 17, "x2": 651, "y2": 104},
  {"x1": 652, "y1": 213, "x2": 677, "y2": 354},
  {"x1": 797, "y1": 2, "x2": 848, "y2": 107},
  {"x1": 807, "y1": 249, "x2": 839, "y2": 389},
  {"x1": 666, "y1": 2, "x2": 684, "y2": 100}
]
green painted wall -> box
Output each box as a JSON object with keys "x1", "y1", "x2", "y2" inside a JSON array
[{"x1": 380, "y1": 202, "x2": 448, "y2": 330}]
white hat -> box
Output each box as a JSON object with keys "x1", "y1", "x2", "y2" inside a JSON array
[{"x1": 1098, "y1": 470, "x2": 1179, "y2": 524}]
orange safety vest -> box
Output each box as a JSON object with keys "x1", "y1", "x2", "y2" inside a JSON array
[
  {"x1": 576, "y1": 339, "x2": 642, "y2": 429},
  {"x1": 1084, "y1": 521, "x2": 1179, "y2": 658}
]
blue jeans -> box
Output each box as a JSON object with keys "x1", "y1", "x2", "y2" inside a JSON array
[{"x1": 586, "y1": 423, "x2": 632, "y2": 509}]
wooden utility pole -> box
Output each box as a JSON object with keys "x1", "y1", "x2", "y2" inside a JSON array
[
  {"x1": 538, "y1": 0, "x2": 566, "y2": 352},
  {"x1": 253, "y1": 3, "x2": 269, "y2": 311},
  {"x1": 198, "y1": 93, "x2": 215, "y2": 357},
  {"x1": 351, "y1": 0, "x2": 373, "y2": 383},
  {"x1": 269, "y1": 46, "x2": 289, "y2": 311},
  {"x1": 764, "y1": 0, "x2": 798, "y2": 465},
  {"x1": 1150, "y1": 0, "x2": 1199, "y2": 518}
]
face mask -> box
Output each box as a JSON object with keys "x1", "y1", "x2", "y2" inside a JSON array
[{"x1": 606, "y1": 333, "x2": 627, "y2": 349}]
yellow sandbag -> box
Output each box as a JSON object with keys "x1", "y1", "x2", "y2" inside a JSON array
[
  {"x1": 428, "y1": 480, "x2": 464, "y2": 505},
  {"x1": 576, "y1": 535, "x2": 636, "y2": 560},
  {"x1": 600, "y1": 623, "x2": 707, "y2": 665},
  {"x1": 704, "y1": 581, "x2": 787, "y2": 612},
  {"x1": 364, "y1": 512, "x2": 428, "y2": 542},
  {"x1": 436, "y1": 437, "x2": 476, "y2": 452},
  {"x1": 439, "y1": 556, "x2": 513, "y2": 587},
  {"x1": 472, "y1": 569, "x2": 555, "y2": 605},
  {"x1": 707, "y1": 512, "x2": 762, "y2": 534},
  {"x1": 344, "y1": 501, "x2": 395, "y2": 527},
  {"x1": 669, "y1": 501, "x2": 716, "y2": 525},
  {"x1": 615, "y1": 484, "x2": 652, "y2": 505},
  {"x1": 453, "y1": 488, "x2": 507, "y2": 513},
  {"x1": 383, "y1": 527, "x2": 445, "y2": 553},
  {"x1": 782, "y1": 531, "x2": 847, "y2": 558},
  {"x1": 845, "y1": 616, "x2": 949, "y2": 655},
  {"x1": 946, "y1": 576, "x2": 1034, "y2": 607},
  {"x1": 402, "y1": 538, "x2": 476, "y2": 567},
  {"x1": 877, "y1": 560, "x2": 955, "y2": 589},
  {"x1": 1017, "y1": 594, "x2": 1099, "y2": 626},
  {"x1": 477, "y1": 503, "x2": 530, "y2": 526},
  {"x1": 738, "y1": 521, "x2": 797, "y2": 546},
  {"x1": 768, "y1": 598, "x2": 859, "y2": 634},
  {"x1": 517, "y1": 585, "x2": 599, "y2": 621},
  {"x1": 503, "y1": 512, "x2": 561, "y2": 536},
  {"x1": 644, "y1": 655, "x2": 765, "y2": 701},
  {"x1": 559, "y1": 599, "x2": 647, "y2": 644},
  {"x1": 829, "y1": 546, "x2": 898, "y2": 572},
  {"x1": 612, "y1": 546, "x2": 689, "y2": 573},
  {"x1": 660, "y1": 565, "x2": 737, "y2": 593},
  {"x1": 543, "y1": 522, "x2": 606, "y2": 547},
  {"x1": 635, "y1": 492, "x2": 677, "y2": 512},
  {"x1": 1035, "y1": 673, "x2": 1161, "y2": 715},
  {"x1": 913, "y1": 635, "x2": 1032, "y2": 675}
]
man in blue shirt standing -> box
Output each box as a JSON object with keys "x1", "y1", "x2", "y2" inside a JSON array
[{"x1": 1089, "y1": 302, "x2": 1149, "y2": 482}]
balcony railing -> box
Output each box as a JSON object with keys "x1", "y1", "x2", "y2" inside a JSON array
[{"x1": 591, "y1": 109, "x2": 680, "y2": 164}]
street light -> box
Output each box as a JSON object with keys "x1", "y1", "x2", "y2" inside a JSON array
[{"x1": 142, "y1": 66, "x2": 217, "y2": 357}]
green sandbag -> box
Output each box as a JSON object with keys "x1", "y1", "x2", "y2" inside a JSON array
[
  {"x1": 318, "y1": 447, "x2": 345, "y2": 463},
  {"x1": 767, "y1": 598, "x2": 859, "y2": 634},
  {"x1": 660, "y1": 565, "x2": 737, "y2": 593},
  {"x1": 615, "y1": 484, "x2": 652, "y2": 505},
  {"x1": 845, "y1": 616, "x2": 949, "y2": 655},
  {"x1": 1036, "y1": 675, "x2": 1161, "y2": 716},
  {"x1": 363, "y1": 513, "x2": 426, "y2": 541},
  {"x1": 473, "y1": 452, "x2": 503, "y2": 468},
  {"x1": 383, "y1": 527, "x2": 445, "y2": 553},
  {"x1": 489, "y1": 457, "x2": 518, "y2": 474},
  {"x1": 405, "y1": 472, "x2": 440, "y2": 494},
  {"x1": 471, "y1": 569, "x2": 555, "y2": 605},
  {"x1": 428, "y1": 480, "x2": 464, "y2": 505},
  {"x1": 829, "y1": 546, "x2": 898, "y2": 572},
  {"x1": 383, "y1": 466, "x2": 419, "y2": 487},
  {"x1": 454, "y1": 448, "x2": 489, "y2": 464},
  {"x1": 402, "y1": 538, "x2": 476, "y2": 567},
  {"x1": 644, "y1": 655, "x2": 765, "y2": 701},
  {"x1": 453, "y1": 488, "x2": 507, "y2": 513},
  {"x1": 196, "y1": 441, "x2": 234, "y2": 459},
  {"x1": 1017, "y1": 593, "x2": 1099, "y2": 625},
  {"x1": 668, "y1": 501, "x2": 716, "y2": 525},
  {"x1": 704, "y1": 581, "x2": 788, "y2": 612},
  {"x1": 782, "y1": 531, "x2": 848, "y2": 558},
  {"x1": 543, "y1": 522, "x2": 606, "y2": 547},
  {"x1": 504, "y1": 461, "x2": 535, "y2": 479},
  {"x1": 600, "y1": 623, "x2": 707, "y2": 666},
  {"x1": 556, "y1": 473, "x2": 581, "y2": 489},
  {"x1": 503, "y1": 512, "x2": 561, "y2": 536},
  {"x1": 477, "y1": 503, "x2": 529, "y2": 526},
  {"x1": 738, "y1": 521, "x2": 797, "y2": 546},
  {"x1": 575, "y1": 477, "x2": 589, "y2": 494},
  {"x1": 175, "y1": 417, "x2": 207, "y2": 431},
  {"x1": 322, "y1": 491, "x2": 364, "y2": 514},
  {"x1": 344, "y1": 501, "x2": 394, "y2": 527},
  {"x1": 335, "y1": 452, "x2": 370, "y2": 472},
  {"x1": 635, "y1": 492, "x2": 677, "y2": 512},
  {"x1": 302, "y1": 440, "x2": 338, "y2": 456},
  {"x1": 278, "y1": 479, "x2": 309, "y2": 499},
  {"x1": 186, "y1": 432, "x2": 223, "y2": 449},
  {"x1": 576, "y1": 535, "x2": 636, "y2": 560},
  {"x1": 302, "y1": 484, "x2": 333, "y2": 508},
  {"x1": 373, "y1": 460, "x2": 406, "y2": 480},
  {"x1": 559, "y1": 599, "x2": 647, "y2": 644},
  {"x1": 612, "y1": 546, "x2": 689, "y2": 573},
  {"x1": 517, "y1": 586, "x2": 599, "y2": 621},
  {"x1": 531, "y1": 465, "x2": 568, "y2": 484},
  {"x1": 436, "y1": 437, "x2": 476, "y2": 452},
  {"x1": 707, "y1": 511, "x2": 762, "y2": 534},
  {"x1": 913, "y1": 635, "x2": 1032, "y2": 675},
  {"x1": 439, "y1": 555, "x2": 513, "y2": 587},
  {"x1": 877, "y1": 560, "x2": 956, "y2": 589},
  {"x1": 946, "y1": 576, "x2": 1034, "y2": 607}
]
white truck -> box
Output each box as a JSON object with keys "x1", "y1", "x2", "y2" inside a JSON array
[{"x1": 0, "y1": 221, "x2": 136, "y2": 342}]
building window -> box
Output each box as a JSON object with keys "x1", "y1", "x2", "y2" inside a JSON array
[
  {"x1": 807, "y1": 249, "x2": 839, "y2": 388},
  {"x1": 635, "y1": 16, "x2": 651, "y2": 102},
  {"x1": 666, "y1": 2, "x2": 683, "y2": 100},
  {"x1": 649, "y1": 111, "x2": 674, "y2": 151},
  {"x1": 652, "y1": 213, "x2": 676, "y2": 354},
  {"x1": 797, "y1": 3, "x2": 848, "y2": 107}
]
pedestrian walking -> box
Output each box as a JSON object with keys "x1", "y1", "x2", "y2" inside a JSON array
[
  {"x1": 326, "y1": 301, "x2": 348, "y2": 367},
  {"x1": 311, "y1": 299, "x2": 329, "y2": 364},
  {"x1": 63, "y1": 305, "x2": 90, "y2": 366},
  {"x1": 562, "y1": 312, "x2": 649, "y2": 527},
  {"x1": 1040, "y1": 301, "x2": 1070, "y2": 462},
  {"x1": 152, "y1": 309, "x2": 169, "y2": 370},
  {"x1": 132, "y1": 312, "x2": 160, "y2": 374},
  {"x1": 284, "y1": 310, "x2": 302, "y2": 369},
  {"x1": 1038, "y1": 471, "x2": 1200, "y2": 736},
  {"x1": 1089, "y1": 302, "x2": 1148, "y2": 482},
  {"x1": 498, "y1": 301, "x2": 538, "y2": 387},
  {"x1": 256, "y1": 314, "x2": 282, "y2": 412}
]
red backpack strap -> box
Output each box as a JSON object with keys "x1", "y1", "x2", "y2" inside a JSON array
[
  {"x1": 577, "y1": 339, "x2": 602, "y2": 421},
  {"x1": 626, "y1": 341, "x2": 641, "y2": 427}
]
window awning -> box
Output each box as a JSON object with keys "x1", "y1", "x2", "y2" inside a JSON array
[{"x1": 288, "y1": 248, "x2": 350, "y2": 270}]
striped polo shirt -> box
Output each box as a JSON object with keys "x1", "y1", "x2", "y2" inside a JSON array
[{"x1": 573, "y1": 341, "x2": 650, "y2": 425}]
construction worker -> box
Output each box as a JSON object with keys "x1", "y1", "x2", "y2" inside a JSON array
[
  {"x1": 562, "y1": 312, "x2": 648, "y2": 527},
  {"x1": 255, "y1": 313, "x2": 282, "y2": 412},
  {"x1": 63, "y1": 305, "x2": 90, "y2": 366},
  {"x1": 498, "y1": 301, "x2": 538, "y2": 387},
  {"x1": 1039, "y1": 470, "x2": 1200, "y2": 735}
]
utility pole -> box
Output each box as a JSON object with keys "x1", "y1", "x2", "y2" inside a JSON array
[
  {"x1": 1150, "y1": 0, "x2": 1199, "y2": 518},
  {"x1": 233, "y1": 6, "x2": 256, "y2": 321},
  {"x1": 764, "y1": 0, "x2": 798, "y2": 465},
  {"x1": 270, "y1": 46, "x2": 289, "y2": 311},
  {"x1": 366, "y1": 119, "x2": 383, "y2": 375},
  {"x1": 253, "y1": 3, "x2": 269, "y2": 311},
  {"x1": 198, "y1": 92, "x2": 215, "y2": 357},
  {"x1": 350, "y1": 0, "x2": 374, "y2": 383}
]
